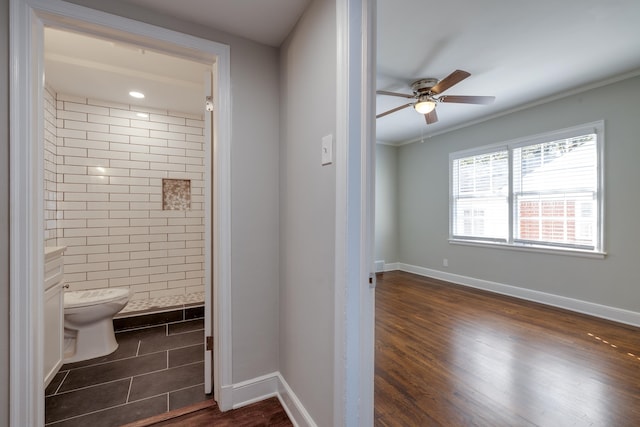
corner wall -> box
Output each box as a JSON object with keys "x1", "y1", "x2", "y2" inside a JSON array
[
  {"x1": 397, "y1": 74, "x2": 640, "y2": 315},
  {"x1": 65, "y1": 0, "x2": 281, "y2": 384},
  {"x1": 375, "y1": 143, "x2": 399, "y2": 266},
  {"x1": 279, "y1": 0, "x2": 337, "y2": 425}
]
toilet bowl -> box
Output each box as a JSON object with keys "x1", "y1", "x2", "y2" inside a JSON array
[{"x1": 63, "y1": 287, "x2": 130, "y2": 363}]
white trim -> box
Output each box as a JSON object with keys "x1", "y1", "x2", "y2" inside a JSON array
[
  {"x1": 334, "y1": 0, "x2": 348, "y2": 419},
  {"x1": 230, "y1": 373, "x2": 279, "y2": 409},
  {"x1": 209, "y1": 24, "x2": 233, "y2": 413},
  {"x1": 9, "y1": 1, "x2": 45, "y2": 424},
  {"x1": 277, "y1": 373, "x2": 317, "y2": 427},
  {"x1": 203, "y1": 69, "x2": 213, "y2": 394},
  {"x1": 375, "y1": 140, "x2": 398, "y2": 147},
  {"x1": 225, "y1": 372, "x2": 317, "y2": 427},
  {"x1": 383, "y1": 262, "x2": 399, "y2": 272},
  {"x1": 449, "y1": 120, "x2": 605, "y2": 254},
  {"x1": 25, "y1": 0, "x2": 217, "y2": 63},
  {"x1": 391, "y1": 68, "x2": 640, "y2": 147},
  {"x1": 334, "y1": 0, "x2": 375, "y2": 425},
  {"x1": 361, "y1": 1, "x2": 377, "y2": 421},
  {"x1": 448, "y1": 120, "x2": 603, "y2": 158},
  {"x1": 397, "y1": 263, "x2": 640, "y2": 328},
  {"x1": 9, "y1": 0, "x2": 233, "y2": 424},
  {"x1": 449, "y1": 239, "x2": 606, "y2": 259}
]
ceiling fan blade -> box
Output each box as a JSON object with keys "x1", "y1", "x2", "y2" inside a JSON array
[
  {"x1": 425, "y1": 109, "x2": 438, "y2": 125},
  {"x1": 430, "y1": 70, "x2": 471, "y2": 94},
  {"x1": 376, "y1": 90, "x2": 415, "y2": 99},
  {"x1": 376, "y1": 102, "x2": 413, "y2": 119},
  {"x1": 439, "y1": 95, "x2": 496, "y2": 105}
]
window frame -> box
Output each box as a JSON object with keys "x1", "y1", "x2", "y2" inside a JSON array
[{"x1": 449, "y1": 121, "x2": 605, "y2": 258}]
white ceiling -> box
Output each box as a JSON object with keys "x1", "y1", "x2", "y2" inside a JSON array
[
  {"x1": 44, "y1": 0, "x2": 311, "y2": 115},
  {"x1": 44, "y1": 0, "x2": 640, "y2": 142},
  {"x1": 376, "y1": 0, "x2": 640, "y2": 144},
  {"x1": 45, "y1": 28, "x2": 210, "y2": 115},
  {"x1": 108, "y1": 0, "x2": 311, "y2": 47}
]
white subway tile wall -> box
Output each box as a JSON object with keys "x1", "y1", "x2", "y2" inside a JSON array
[
  {"x1": 45, "y1": 88, "x2": 205, "y2": 301},
  {"x1": 44, "y1": 86, "x2": 59, "y2": 245}
]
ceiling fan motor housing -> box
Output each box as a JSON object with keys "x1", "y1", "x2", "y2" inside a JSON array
[
  {"x1": 376, "y1": 70, "x2": 492, "y2": 125},
  {"x1": 411, "y1": 78, "x2": 439, "y2": 95}
]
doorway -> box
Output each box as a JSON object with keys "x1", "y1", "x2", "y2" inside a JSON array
[
  {"x1": 43, "y1": 25, "x2": 212, "y2": 424},
  {"x1": 9, "y1": 1, "x2": 232, "y2": 426}
]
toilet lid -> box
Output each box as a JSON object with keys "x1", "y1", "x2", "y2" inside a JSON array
[{"x1": 64, "y1": 288, "x2": 130, "y2": 308}]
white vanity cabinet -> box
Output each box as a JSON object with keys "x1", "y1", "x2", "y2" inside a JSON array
[{"x1": 44, "y1": 246, "x2": 66, "y2": 388}]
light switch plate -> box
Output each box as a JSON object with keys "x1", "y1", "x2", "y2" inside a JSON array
[{"x1": 321, "y1": 134, "x2": 333, "y2": 166}]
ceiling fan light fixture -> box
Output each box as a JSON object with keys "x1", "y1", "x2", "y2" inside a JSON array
[
  {"x1": 376, "y1": 70, "x2": 493, "y2": 126},
  {"x1": 414, "y1": 98, "x2": 436, "y2": 114}
]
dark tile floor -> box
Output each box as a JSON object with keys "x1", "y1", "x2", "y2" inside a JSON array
[{"x1": 45, "y1": 316, "x2": 210, "y2": 427}]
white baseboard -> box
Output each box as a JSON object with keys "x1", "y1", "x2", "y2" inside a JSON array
[
  {"x1": 396, "y1": 263, "x2": 640, "y2": 328},
  {"x1": 226, "y1": 372, "x2": 317, "y2": 427},
  {"x1": 229, "y1": 373, "x2": 279, "y2": 409},
  {"x1": 225, "y1": 263, "x2": 639, "y2": 425},
  {"x1": 276, "y1": 373, "x2": 317, "y2": 427},
  {"x1": 383, "y1": 262, "x2": 399, "y2": 272}
]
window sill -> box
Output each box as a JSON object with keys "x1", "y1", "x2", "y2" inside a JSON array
[{"x1": 448, "y1": 239, "x2": 607, "y2": 259}]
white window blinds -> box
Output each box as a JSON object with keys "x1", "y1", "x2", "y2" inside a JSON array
[
  {"x1": 451, "y1": 150, "x2": 509, "y2": 241},
  {"x1": 513, "y1": 135, "x2": 598, "y2": 250},
  {"x1": 449, "y1": 121, "x2": 603, "y2": 254}
]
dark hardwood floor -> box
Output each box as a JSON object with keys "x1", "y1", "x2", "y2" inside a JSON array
[
  {"x1": 374, "y1": 271, "x2": 640, "y2": 426},
  {"x1": 121, "y1": 397, "x2": 292, "y2": 427},
  {"x1": 127, "y1": 270, "x2": 640, "y2": 426}
]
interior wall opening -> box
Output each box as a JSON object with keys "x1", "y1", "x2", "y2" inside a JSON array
[{"x1": 42, "y1": 25, "x2": 215, "y2": 424}]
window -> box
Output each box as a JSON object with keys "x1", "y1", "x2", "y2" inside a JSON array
[
  {"x1": 450, "y1": 121, "x2": 603, "y2": 254},
  {"x1": 451, "y1": 149, "x2": 508, "y2": 241}
]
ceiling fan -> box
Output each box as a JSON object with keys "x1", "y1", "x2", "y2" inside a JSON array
[{"x1": 376, "y1": 69, "x2": 495, "y2": 125}]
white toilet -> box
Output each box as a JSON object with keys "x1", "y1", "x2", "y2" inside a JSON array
[{"x1": 63, "y1": 288, "x2": 130, "y2": 363}]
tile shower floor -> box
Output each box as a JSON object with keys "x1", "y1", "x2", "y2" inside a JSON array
[
  {"x1": 119, "y1": 292, "x2": 206, "y2": 316},
  {"x1": 45, "y1": 316, "x2": 209, "y2": 427}
]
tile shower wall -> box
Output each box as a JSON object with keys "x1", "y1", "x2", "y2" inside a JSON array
[
  {"x1": 44, "y1": 86, "x2": 59, "y2": 246},
  {"x1": 49, "y1": 89, "x2": 205, "y2": 300}
]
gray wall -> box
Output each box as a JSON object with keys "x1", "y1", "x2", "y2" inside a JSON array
[
  {"x1": 375, "y1": 143, "x2": 399, "y2": 264},
  {"x1": 65, "y1": 0, "x2": 281, "y2": 382},
  {"x1": 279, "y1": 0, "x2": 337, "y2": 425},
  {"x1": 1, "y1": 0, "x2": 10, "y2": 423},
  {"x1": 397, "y1": 74, "x2": 640, "y2": 313}
]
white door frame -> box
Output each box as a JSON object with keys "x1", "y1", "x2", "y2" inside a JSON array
[
  {"x1": 334, "y1": 0, "x2": 376, "y2": 425},
  {"x1": 8, "y1": 1, "x2": 233, "y2": 425}
]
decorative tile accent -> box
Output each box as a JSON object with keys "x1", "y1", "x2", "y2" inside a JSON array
[{"x1": 162, "y1": 179, "x2": 191, "y2": 210}]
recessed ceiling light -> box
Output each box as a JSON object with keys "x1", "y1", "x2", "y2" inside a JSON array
[{"x1": 129, "y1": 91, "x2": 145, "y2": 99}]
